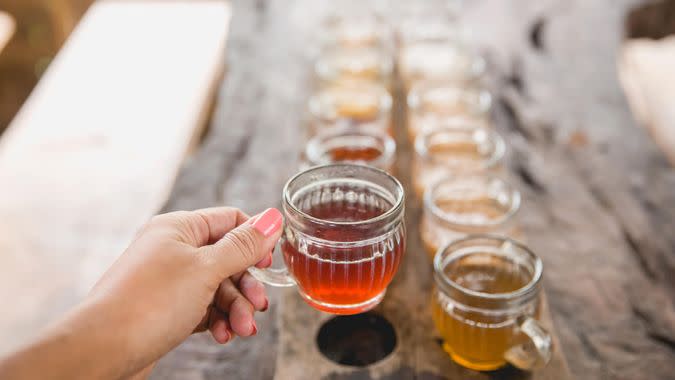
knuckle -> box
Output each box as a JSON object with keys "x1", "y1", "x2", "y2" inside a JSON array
[{"x1": 226, "y1": 227, "x2": 262, "y2": 263}]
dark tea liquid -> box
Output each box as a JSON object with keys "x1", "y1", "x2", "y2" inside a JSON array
[
  {"x1": 282, "y1": 185, "x2": 405, "y2": 314},
  {"x1": 324, "y1": 146, "x2": 383, "y2": 163}
]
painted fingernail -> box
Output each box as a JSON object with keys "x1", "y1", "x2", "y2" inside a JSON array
[
  {"x1": 261, "y1": 298, "x2": 269, "y2": 312},
  {"x1": 251, "y1": 320, "x2": 258, "y2": 336},
  {"x1": 251, "y1": 208, "x2": 282, "y2": 237}
]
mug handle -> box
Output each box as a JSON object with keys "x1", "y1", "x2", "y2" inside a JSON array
[
  {"x1": 247, "y1": 245, "x2": 296, "y2": 287},
  {"x1": 504, "y1": 317, "x2": 553, "y2": 370}
]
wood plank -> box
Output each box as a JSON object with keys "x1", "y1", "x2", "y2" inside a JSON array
[
  {"x1": 0, "y1": 0, "x2": 230, "y2": 355},
  {"x1": 619, "y1": 36, "x2": 675, "y2": 165},
  {"x1": 0, "y1": 11, "x2": 14, "y2": 53}
]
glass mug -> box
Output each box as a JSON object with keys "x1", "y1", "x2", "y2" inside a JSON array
[
  {"x1": 314, "y1": 43, "x2": 394, "y2": 88},
  {"x1": 421, "y1": 175, "x2": 521, "y2": 259},
  {"x1": 304, "y1": 125, "x2": 396, "y2": 172},
  {"x1": 412, "y1": 127, "x2": 506, "y2": 198},
  {"x1": 432, "y1": 235, "x2": 552, "y2": 371},
  {"x1": 249, "y1": 164, "x2": 406, "y2": 315},
  {"x1": 398, "y1": 40, "x2": 485, "y2": 91},
  {"x1": 308, "y1": 80, "x2": 393, "y2": 136},
  {"x1": 407, "y1": 81, "x2": 492, "y2": 141}
]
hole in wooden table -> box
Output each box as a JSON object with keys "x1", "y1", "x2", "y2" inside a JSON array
[{"x1": 316, "y1": 312, "x2": 397, "y2": 367}]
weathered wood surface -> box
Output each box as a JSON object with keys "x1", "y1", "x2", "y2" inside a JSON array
[
  {"x1": 154, "y1": 0, "x2": 675, "y2": 379},
  {"x1": 0, "y1": 0, "x2": 230, "y2": 355}
]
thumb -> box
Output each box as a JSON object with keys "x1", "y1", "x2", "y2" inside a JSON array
[{"x1": 201, "y1": 208, "x2": 283, "y2": 279}]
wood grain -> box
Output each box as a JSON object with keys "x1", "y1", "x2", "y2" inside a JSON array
[
  {"x1": 0, "y1": 0, "x2": 230, "y2": 355},
  {"x1": 155, "y1": 0, "x2": 675, "y2": 379}
]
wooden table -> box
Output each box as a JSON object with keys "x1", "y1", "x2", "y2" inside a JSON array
[{"x1": 152, "y1": 1, "x2": 675, "y2": 379}]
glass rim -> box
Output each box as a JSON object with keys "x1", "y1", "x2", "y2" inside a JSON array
[
  {"x1": 414, "y1": 127, "x2": 506, "y2": 168},
  {"x1": 423, "y1": 174, "x2": 521, "y2": 229},
  {"x1": 308, "y1": 82, "x2": 393, "y2": 121},
  {"x1": 305, "y1": 125, "x2": 396, "y2": 169},
  {"x1": 283, "y1": 163, "x2": 404, "y2": 227},
  {"x1": 433, "y1": 234, "x2": 543, "y2": 301}
]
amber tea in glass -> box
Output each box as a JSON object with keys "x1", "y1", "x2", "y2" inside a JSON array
[
  {"x1": 304, "y1": 125, "x2": 396, "y2": 172},
  {"x1": 432, "y1": 235, "x2": 552, "y2": 371},
  {"x1": 250, "y1": 164, "x2": 406, "y2": 315}
]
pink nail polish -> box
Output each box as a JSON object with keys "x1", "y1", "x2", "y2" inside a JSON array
[{"x1": 251, "y1": 208, "x2": 282, "y2": 237}]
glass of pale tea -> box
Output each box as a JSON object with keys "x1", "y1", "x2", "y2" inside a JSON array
[
  {"x1": 304, "y1": 124, "x2": 396, "y2": 173},
  {"x1": 432, "y1": 235, "x2": 552, "y2": 371},
  {"x1": 314, "y1": 43, "x2": 394, "y2": 89},
  {"x1": 308, "y1": 80, "x2": 392, "y2": 137},
  {"x1": 412, "y1": 127, "x2": 505, "y2": 198},
  {"x1": 398, "y1": 38, "x2": 485, "y2": 91},
  {"x1": 421, "y1": 175, "x2": 521, "y2": 259},
  {"x1": 407, "y1": 81, "x2": 492, "y2": 141},
  {"x1": 249, "y1": 164, "x2": 406, "y2": 315}
]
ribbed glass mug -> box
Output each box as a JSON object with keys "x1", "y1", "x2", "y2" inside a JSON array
[
  {"x1": 432, "y1": 235, "x2": 552, "y2": 371},
  {"x1": 250, "y1": 164, "x2": 406, "y2": 315}
]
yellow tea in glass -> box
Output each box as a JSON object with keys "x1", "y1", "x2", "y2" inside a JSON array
[
  {"x1": 421, "y1": 175, "x2": 521, "y2": 259},
  {"x1": 432, "y1": 235, "x2": 552, "y2": 371}
]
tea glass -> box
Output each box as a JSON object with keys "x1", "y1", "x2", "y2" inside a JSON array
[
  {"x1": 308, "y1": 81, "x2": 392, "y2": 136},
  {"x1": 412, "y1": 127, "x2": 505, "y2": 198},
  {"x1": 398, "y1": 40, "x2": 485, "y2": 90},
  {"x1": 314, "y1": 43, "x2": 394, "y2": 88},
  {"x1": 304, "y1": 125, "x2": 396, "y2": 172},
  {"x1": 249, "y1": 164, "x2": 406, "y2": 315},
  {"x1": 432, "y1": 235, "x2": 552, "y2": 371},
  {"x1": 407, "y1": 81, "x2": 492, "y2": 141},
  {"x1": 421, "y1": 175, "x2": 521, "y2": 259}
]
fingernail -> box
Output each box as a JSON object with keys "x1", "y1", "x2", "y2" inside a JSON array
[
  {"x1": 261, "y1": 298, "x2": 269, "y2": 312},
  {"x1": 250, "y1": 320, "x2": 258, "y2": 336},
  {"x1": 251, "y1": 208, "x2": 282, "y2": 237},
  {"x1": 222, "y1": 329, "x2": 232, "y2": 343}
]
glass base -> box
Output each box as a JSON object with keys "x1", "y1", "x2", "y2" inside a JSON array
[
  {"x1": 443, "y1": 342, "x2": 507, "y2": 372},
  {"x1": 299, "y1": 289, "x2": 386, "y2": 315}
]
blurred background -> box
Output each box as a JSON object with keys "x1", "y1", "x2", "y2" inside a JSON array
[{"x1": 0, "y1": 0, "x2": 93, "y2": 132}]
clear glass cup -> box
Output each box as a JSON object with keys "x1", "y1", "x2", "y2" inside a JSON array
[
  {"x1": 304, "y1": 125, "x2": 396, "y2": 172},
  {"x1": 407, "y1": 81, "x2": 492, "y2": 141},
  {"x1": 412, "y1": 127, "x2": 506, "y2": 198},
  {"x1": 398, "y1": 40, "x2": 485, "y2": 90},
  {"x1": 314, "y1": 43, "x2": 394, "y2": 88},
  {"x1": 432, "y1": 235, "x2": 552, "y2": 371},
  {"x1": 320, "y1": 7, "x2": 393, "y2": 52},
  {"x1": 308, "y1": 80, "x2": 392, "y2": 136},
  {"x1": 421, "y1": 175, "x2": 521, "y2": 259},
  {"x1": 249, "y1": 164, "x2": 406, "y2": 315}
]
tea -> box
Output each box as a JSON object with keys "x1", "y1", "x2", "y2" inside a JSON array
[
  {"x1": 304, "y1": 127, "x2": 396, "y2": 172},
  {"x1": 421, "y1": 194, "x2": 516, "y2": 258},
  {"x1": 432, "y1": 252, "x2": 534, "y2": 371},
  {"x1": 412, "y1": 128, "x2": 505, "y2": 198},
  {"x1": 282, "y1": 185, "x2": 405, "y2": 314},
  {"x1": 325, "y1": 146, "x2": 384, "y2": 162}
]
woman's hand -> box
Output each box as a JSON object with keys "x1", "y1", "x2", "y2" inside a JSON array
[{"x1": 0, "y1": 207, "x2": 283, "y2": 380}]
